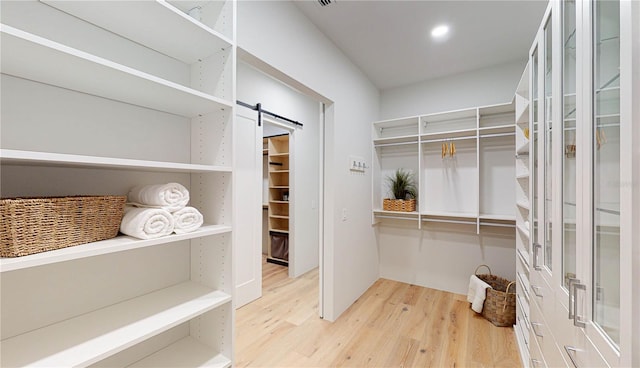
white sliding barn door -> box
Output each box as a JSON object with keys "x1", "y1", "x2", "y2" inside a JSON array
[{"x1": 234, "y1": 106, "x2": 263, "y2": 308}]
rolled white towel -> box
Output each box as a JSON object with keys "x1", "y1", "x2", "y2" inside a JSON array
[
  {"x1": 120, "y1": 206, "x2": 175, "y2": 240},
  {"x1": 127, "y1": 183, "x2": 189, "y2": 212},
  {"x1": 173, "y1": 206, "x2": 204, "y2": 234},
  {"x1": 467, "y1": 274, "x2": 492, "y2": 313}
]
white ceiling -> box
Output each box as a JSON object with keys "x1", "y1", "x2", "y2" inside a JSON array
[{"x1": 293, "y1": 0, "x2": 548, "y2": 90}]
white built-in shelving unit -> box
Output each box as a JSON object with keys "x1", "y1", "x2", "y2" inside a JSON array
[
  {"x1": 513, "y1": 62, "x2": 531, "y2": 366},
  {"x1": 1, "y1": 0, "x2": 235, "y2": 366},
  {"x1": 266, "y1": 134, "x2": 290, "y2": 265},
  {"x1": 371, "y1": 101, "x2": 516, "y2": 234}
]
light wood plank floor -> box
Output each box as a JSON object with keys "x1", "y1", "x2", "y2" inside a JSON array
[{"x1": 236, "y1": 259, "x2": 522, "y2": 367}]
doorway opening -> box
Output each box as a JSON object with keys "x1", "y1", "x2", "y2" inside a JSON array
[
  {"x1": 235, "y1": 59, "x2": 326, "y2": 320},
  {"x1": 263, "y1": 127, "x2": 291, "y2": 267}
]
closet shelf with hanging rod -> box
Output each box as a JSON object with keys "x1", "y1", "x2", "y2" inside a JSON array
[{"x1": 372, "y1": 101, "x2": 517, "y2": 234}]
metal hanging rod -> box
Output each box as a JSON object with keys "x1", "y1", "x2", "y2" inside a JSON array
[
  {"x1": 421, "y1": 217, "x2": 476, "y2": 225},
  {"x1": 379, "y1": 125, "x2": 415, "y2": 133},
  {"x1": 421, "y1": 135, "x2": 476, "y2": 144},
  {"x1": 374, "y1": 141, "x2": 419, "y2": 148},
  {"x1": 479, "y1": 132, "x2": 515, "y2": 139},
  {"x1": 237, "y1": 100, "x2": 303, "y2": 128},
  {"x1": 479, "y1": 222, "x2": 516, "y2": 228}
]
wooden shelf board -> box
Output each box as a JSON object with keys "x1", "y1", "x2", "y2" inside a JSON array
[
  {"x1": 269, "y1": 215, "x2": 289, "y2": 219},
  {"x1": 269, "y1": 170, "x2": 290, "y2": 174},
  {"x1": 128, "y1": 337, "x2": 231, "y2": 368},
  {"x1": 268, "y1": 229, "x2": 289, "y2": 234},
  {"x1": 0, "y1": 224, "x2": 232, "y2": 273},
  {"x1": 42, "y1": 1, "x2": 232, "y2": 65},
  {"x1": 269, "y1": 200, "x2": 289, "y2": 204},
  {"x1": 269, "y1": 153, "x2": 290, "y2": 157},
  {"x1": 269, "y1": 186, "x2": 289, "y2": 189},
  {"x1": 0, "y1": 24, "x2": 232, "y2": 118},
  {"x1": 0, "y1": 149, "x2": 231, "y2": 173},
  {"x1": 0, "y1": 282, "x2": 231, "y2": 368}
]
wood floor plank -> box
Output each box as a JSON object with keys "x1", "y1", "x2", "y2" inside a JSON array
[{"x1": 236, "y1": 258, "x2": 522, "y2": 368}]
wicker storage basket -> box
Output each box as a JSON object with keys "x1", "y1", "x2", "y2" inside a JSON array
[
  {"x1": 382, "y1": 198, "x2": 416, "y2": 212},
  {"x1": 475, "y1": 265, "x2": 516, "y2": 327},
  {"x1": 0, "y1": 195, "x2": 127, "y2": 258}
]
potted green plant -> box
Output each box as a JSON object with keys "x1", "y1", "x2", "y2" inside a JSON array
[{"x1": 383, "y1": 168, "x2": 417, "y2": 212}]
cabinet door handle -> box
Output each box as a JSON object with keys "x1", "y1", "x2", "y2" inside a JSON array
[
  {"x1": 531, "y1": 322, "x2": 544, "y2": 337},
  {"x1": 564, "y1": 345, "x2": 582, "y2": 368},
  {"x1": 533, "y1": 242, "x2": 542, "y2": 270},
  {"x1": 568, "y1": 277, "x2": 580, "y2": 319},
  {"x1": 572, "y1": 283, "x2": 587, "y2": 328}
]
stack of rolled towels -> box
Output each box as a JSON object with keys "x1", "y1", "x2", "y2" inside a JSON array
[{"x1": 119, "y1": 182, "x2": 204, "y2": 240}]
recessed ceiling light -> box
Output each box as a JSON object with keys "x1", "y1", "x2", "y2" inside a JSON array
[{"x1": 431, "y1": 24, "x2": 449, "y2": 39}]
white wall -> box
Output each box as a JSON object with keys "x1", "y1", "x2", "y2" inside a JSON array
[
  {"x1": 237, "y1": 1, "x2": 380, "y2": 321},
  {"x1": 237, "y1": 61, "x2": 320, "y2": 278},
  {"x1": 380, "y1": 60, "x2": 526, "y2": 119},
  {"x1": 377, "y1": 221, "x2": 516, "y2": 295}
]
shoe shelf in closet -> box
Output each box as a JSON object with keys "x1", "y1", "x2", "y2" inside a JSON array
[
  {"x1": 1, "y1": 0, "x2": 234, "y2": 366},
  {"x1": 372, "y1": 117, "x2": 420, "y2": 223},
  {"x1": 513, "y1": 62, "x2": 531, "y2": 367}
]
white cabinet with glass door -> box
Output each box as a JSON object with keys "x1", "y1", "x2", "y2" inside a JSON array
[{"x1": 522, "y1": 0, "x2": 639, "y2": 367}]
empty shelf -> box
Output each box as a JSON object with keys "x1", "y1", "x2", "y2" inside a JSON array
[
  {"x1": 1, "y1": 282, "x2": 231, "y2": 367},
  {"x1": 0, "y1": 24, "x2": 232, "y2": 118},
  {"x1": 128, "y1": 337, "x2": 231, "y2": 368},
  {"x1": 42, "y1": 0, "x2": 232, "y2": 65}
]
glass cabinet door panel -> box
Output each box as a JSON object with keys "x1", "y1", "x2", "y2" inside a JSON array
[
  {"x1": 544, "y1": 17, "x2": 553, "y2": 270},
  {"x1": 592, "y1": 0, "x2": 620, "y2": 348},
  {"x1": 532, "y1": 47, "x2": 539, "y2": 249},
  {"x1": 563, "y1": 0, "x2": 577, "y2": 289}
]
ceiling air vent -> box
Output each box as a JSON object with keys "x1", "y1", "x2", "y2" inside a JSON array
[{"x1": 318, "y1": 0, "x2": 333, "y2": 6}]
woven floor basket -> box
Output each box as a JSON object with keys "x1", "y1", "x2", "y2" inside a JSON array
[
  {"x1": 475, "y1": 265, "x2": 516, "y2": 327},
  {"x1": 0, "y1": 195, "x2": 127, "y2": 258},
  {"x1": 383, "y1": 198, "x2": 416, "y2": 212}
]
